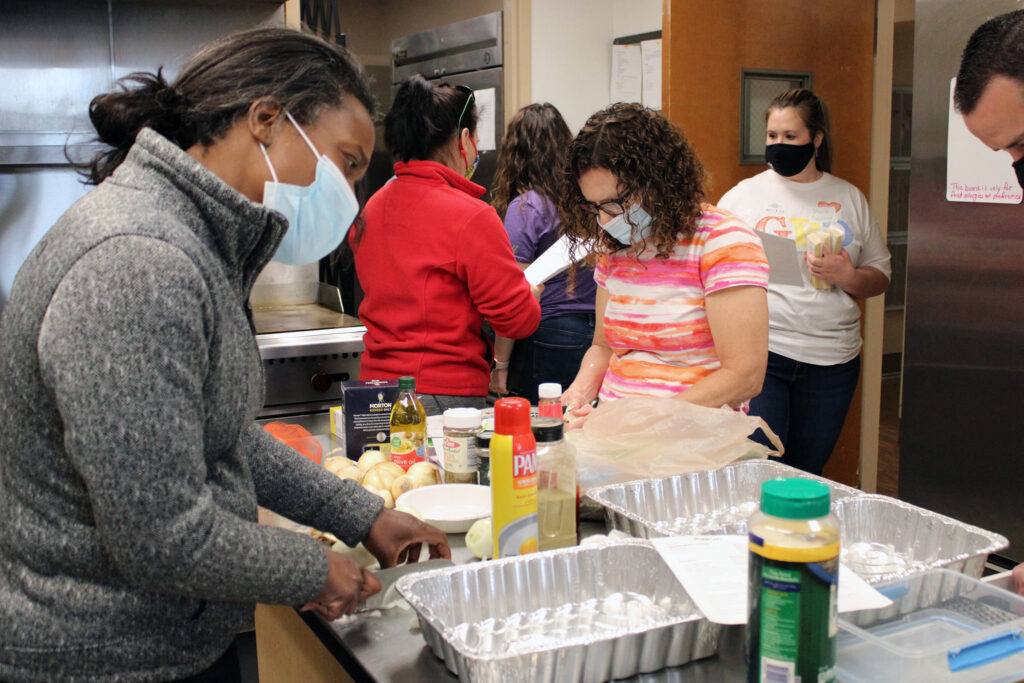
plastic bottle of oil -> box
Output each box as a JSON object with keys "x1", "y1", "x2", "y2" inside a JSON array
[
  {"x1": 490, "y1": 397, "x2": 538, "y2": 557},
  {"x1": 532, "y1": 417, "x2": 577, "y2": 550},
  {"x1": 746, "y1": 478, "x2": 839, "y2": 683},
  {"x1": 388, "y1": 376, "x2": 426, "y2": 471}
]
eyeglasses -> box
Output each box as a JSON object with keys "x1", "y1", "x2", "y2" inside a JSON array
[{"x1": 578, "y1": 195, "x2": 630, "y2": 216}]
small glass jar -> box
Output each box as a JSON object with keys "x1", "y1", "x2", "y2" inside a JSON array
[
  {"x1": 474, "y1": 431, "x2": 492, "y2": 486},
  {"x1": 442, "y1": 408, "x2": 481, "y2": 484}
]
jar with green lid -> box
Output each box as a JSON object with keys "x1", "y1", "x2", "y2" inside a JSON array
[{"x1": 746, "y1": 478, "x2": 839, "y2": 683}]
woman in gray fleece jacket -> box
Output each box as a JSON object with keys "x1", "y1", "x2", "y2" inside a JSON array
[{"x1": 0, "y1": 28, "x2": 449, "y2": 682}]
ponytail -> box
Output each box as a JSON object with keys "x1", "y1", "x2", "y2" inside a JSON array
[
  {"x1": 77, "y1": 28, "x2": 376, "y2": 185},
  {"x1": 384, "y1": 74, "x2": 477, "y2": 162},
  {"x1": 84, "y1": 69, "x2": 196, "y2": 185}
]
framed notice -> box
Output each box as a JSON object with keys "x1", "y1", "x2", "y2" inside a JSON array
[{"x1": 946, "y1": 77, "x2": 1023, "y2": 204}]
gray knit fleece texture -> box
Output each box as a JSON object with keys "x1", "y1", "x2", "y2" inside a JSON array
[{"x1": 0, "y1": 128, "x2": 384, "y2": 682}]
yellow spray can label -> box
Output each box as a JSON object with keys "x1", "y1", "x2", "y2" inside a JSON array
[{"x1": 490, "y1": 433, "x2": 538, "y2": 557}]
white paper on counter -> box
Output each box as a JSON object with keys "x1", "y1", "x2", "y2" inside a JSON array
[
  {"x1": 610, "y1": 44, "x2": 642, "y2": 103},
  {"x1": 651, "y1": 535, "x2": 893, "y2": 625},
  {"x1": 756, "y1": 230, "x2": 804, "y2": 286},
  {"x1": 474, "y1": 87, "x2": 497, "y2": 151},
  {"x1": 524, "y1": 235, "x2": 590, "y2": 286},
  {"x1": 640, "y1": 39, "x2": 662, "y2": 110}
]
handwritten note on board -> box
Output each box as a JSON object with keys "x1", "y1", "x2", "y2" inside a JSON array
[
  {"x1": 610, "y1": 44, "x2": 642, "y2": 103},
  {"x1": 474, "y1": 88, "x2": 497, "y2": 151},
  {"x1": 946, "y1": 78, "x2": 1023, "y2": 204}
]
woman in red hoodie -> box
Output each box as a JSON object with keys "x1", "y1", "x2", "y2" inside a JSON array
[{"x1": 352, "y1": 75, "x2": 541, "y2": 414}]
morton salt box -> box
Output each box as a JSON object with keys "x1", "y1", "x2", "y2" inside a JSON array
[{"x1": 331, "y1": 379, "x2": 399, "y2": 461}]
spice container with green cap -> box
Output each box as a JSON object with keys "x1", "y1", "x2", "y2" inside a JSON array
[{"x1": 746, "y1": 478, "x2": 839, "y2": 683}]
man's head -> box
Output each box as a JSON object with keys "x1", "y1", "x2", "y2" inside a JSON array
[{"x1": 954, "y1": 10, "x2": 1024, "y2": 178}]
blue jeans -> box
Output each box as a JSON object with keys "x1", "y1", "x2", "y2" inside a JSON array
[
  {"x1": 749, "y1": 351, "x2": 860, "y2": 475},
  {"x1": 507, "y1": 312, "x2": 596, "y2": 404}
]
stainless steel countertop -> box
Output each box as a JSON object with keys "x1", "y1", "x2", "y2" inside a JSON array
[{"x1": 300, "y1": 524, "x2": 747, "y2": 682}]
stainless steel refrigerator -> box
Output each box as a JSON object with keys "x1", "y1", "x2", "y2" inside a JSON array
[{"x1": 901, "y1": 0, "x2": 1024, "y2": 562}]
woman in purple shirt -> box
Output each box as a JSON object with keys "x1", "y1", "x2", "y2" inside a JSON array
[{"x1": 490, "y1": 103, "x2": 597, "y2": 403}]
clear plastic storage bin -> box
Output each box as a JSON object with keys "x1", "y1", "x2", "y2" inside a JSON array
[{"x1": 837, "y1": 569, "x2": 1024, "y2": 682}]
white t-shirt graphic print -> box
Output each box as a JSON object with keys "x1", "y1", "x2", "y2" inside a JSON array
[{"x1": 719, "y1": 170, "x2": 891, "y2": 365}]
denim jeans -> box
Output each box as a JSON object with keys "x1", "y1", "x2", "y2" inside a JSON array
[
  {"x1": 507, "y1": 312, "x2": 596, "y2": 404},
  {"x1": 748, "y1": 351, "x2": 860, "y2": 475}
]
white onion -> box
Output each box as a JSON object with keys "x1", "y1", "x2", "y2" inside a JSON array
[
  {"x1": 357, "y1": 450, "x2": 388, "y2": 477},
  {"x1": 465, "y1": 517, "x2": 493, "y2": 560},
  {"x1": 406, "y1": 461, "x2": 441, "y2": 487}
]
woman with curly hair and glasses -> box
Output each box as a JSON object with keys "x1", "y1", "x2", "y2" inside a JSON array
[
  {"x1": 559, "y1": 103, "x2": 770, "y2": 426},
  {"x1": 352, "y1": 75, "x2": 541, "y2": 415},
  {"x1": 489, "y1": 103, "x2": 596, "y2": 403}
]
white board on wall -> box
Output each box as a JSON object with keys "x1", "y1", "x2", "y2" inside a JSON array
[{"x1": 946, "y1": 77, "x2": 1023, "y2": 204}]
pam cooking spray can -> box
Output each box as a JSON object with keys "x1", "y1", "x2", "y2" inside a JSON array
[{"x1": 490, "y1": 397, "x2": 538, "y2": 557}]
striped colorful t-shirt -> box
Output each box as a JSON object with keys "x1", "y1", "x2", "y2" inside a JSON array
[{"x1": 594, "y1": 205, "x2": 769, "y2": 401}]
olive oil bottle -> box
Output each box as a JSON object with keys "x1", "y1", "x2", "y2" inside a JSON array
[{"x1": 388, "y1": 376, "x2": 426, "y2": 470}]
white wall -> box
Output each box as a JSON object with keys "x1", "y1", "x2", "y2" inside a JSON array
[
  {"x1": 612, "y1": 0, "x2": 661, "y2": 39},
  {"x1": 529, "y1": 0, "x2": 661, "y2": 134},
  {"x1": 530, "y1": 0, "x2": 614, "y2": 134}
]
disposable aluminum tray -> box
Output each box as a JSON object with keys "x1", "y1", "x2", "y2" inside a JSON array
[
  {"x1": 834, "y1": 494, "x2": 1008, "y2": 585},
  {"x1": 587, "y1": 460, "x2": 862, "y2": 539},
  {"x1": 394, "y1": 539, "x2": 720, "y2": 682}
]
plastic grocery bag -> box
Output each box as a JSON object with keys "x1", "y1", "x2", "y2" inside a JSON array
[{"x1": 569, "y1": 397, "x2": 782, "y2": 493}]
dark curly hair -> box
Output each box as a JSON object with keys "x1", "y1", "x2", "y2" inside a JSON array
[
  {"x1": 491, "y1": 103, "x2": 573, "y2": 219},
  {"x1": 558, "y1": 103, "x2": 707, "y2": 262}
]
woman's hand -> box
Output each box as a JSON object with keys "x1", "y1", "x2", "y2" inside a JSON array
[
  {"x1": 806, "y1": 245, "x2": 855, "y2": 289},
  {"x1": 1012, "y1": 563, "x2": 1024, "y2": 597},
  {"x1": 561, "y1": 386, "x2": 595, "y2": 430},
  {"x1": 362, "y1": 507, "x2": 451, "y2": 568},
  {"x1": 489, "y1": 367, "x2": 509, "y2": 396},
  {"x1": 303, "y1": 548, "x2": 382, "y2": 621},
  {"x1": 530, "y1": 283, "x2": 545, "y2": 300},
  {"x1": 806, "y1": 246, "x2": 890, "y2": 298}
]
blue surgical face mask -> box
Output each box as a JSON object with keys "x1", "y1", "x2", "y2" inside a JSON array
[
  {"x1": 260, "y1": 112, "x2": 360, "y2": 265},
  {"x1": 597, "y1": 203, "x2": 653, "y2": 245}
]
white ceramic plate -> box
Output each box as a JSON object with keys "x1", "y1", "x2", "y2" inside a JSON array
[{"x1": 396, "y1": 484, "x2": 491, "y2": 534}]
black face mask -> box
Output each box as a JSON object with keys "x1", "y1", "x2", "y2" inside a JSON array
[
  {"x1": 1014, "y1": 157, "x2": 1024, "y2": 190},
  {"x1": 766, "y1": 142, "x2": 816, "y2": 178}
]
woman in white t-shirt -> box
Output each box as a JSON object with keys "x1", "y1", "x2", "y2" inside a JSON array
[{"x1": 718, "y1": 89, "x2": 891, "y2": 475}]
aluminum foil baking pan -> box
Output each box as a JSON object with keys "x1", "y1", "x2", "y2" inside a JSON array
[
  {"x1": 587, "y1": 460, "x2": 862, "y2": 539},
  {"x1": 394, "y1": 539, "x2": 720, "y2": 682},
  {"x1": 834, "y1": 494, "x2": 1008, "y2": 585}
]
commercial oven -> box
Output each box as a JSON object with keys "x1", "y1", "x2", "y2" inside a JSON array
[{"x1": 383, "y1": 11, "x2": 505, "y2": 199}]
